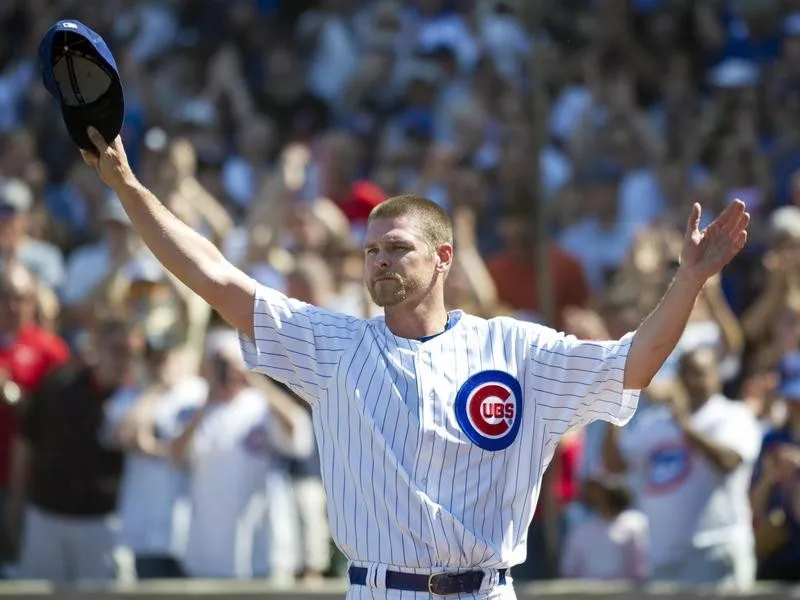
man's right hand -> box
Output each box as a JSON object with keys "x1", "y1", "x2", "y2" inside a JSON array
[{"x1": 80, "y1": 127, "x2": 136, "y2": 190}]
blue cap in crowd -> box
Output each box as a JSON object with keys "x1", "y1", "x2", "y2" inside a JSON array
[
  {"x1": 778, "y1": 352, "x2": 800, "y2": 401},
  {"x1": 38, "y1": 19, "x2": 124, "y2": 151}
]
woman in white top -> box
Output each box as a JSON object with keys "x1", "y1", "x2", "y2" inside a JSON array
[
  {"x1": 104, "y1": 333, "x2": 206, "y2": 579},
  {"x1": 170, "y1": 330, "x2": 313, "y2": 579}
]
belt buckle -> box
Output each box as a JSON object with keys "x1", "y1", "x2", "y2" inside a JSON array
[
  {"x1": 427, "y1": 573, "x2": 466, "y2": 596},
  {"x1": 428, "y1": 573, "x2": 447, "y2": 596}
]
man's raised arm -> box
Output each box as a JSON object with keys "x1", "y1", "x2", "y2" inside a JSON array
[
  {"x1": 81, "y1": 128, "x2": 256, "y2": 338},
  {"x1": 623, "y1": 200, "x2": 749, "y2": 390}
]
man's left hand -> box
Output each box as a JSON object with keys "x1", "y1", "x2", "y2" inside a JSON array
[{"x1": 678, "y1": 200, "x2": 749, "y2": 286}]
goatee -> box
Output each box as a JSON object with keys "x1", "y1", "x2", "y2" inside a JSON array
[{"x1": 368, "y1": 274, "x2": 407, "y2": 307}]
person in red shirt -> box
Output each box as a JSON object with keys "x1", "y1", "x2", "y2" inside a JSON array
[
  {"x1": 0, "y1": 263, "x2": 70, "y2": 392},
  {"x1": 315, "y1": 131, "x2": 387, "y2": 230},
  {"x1": 487, "y1": 209, "x2": 591, "y2": 330},
  {"x1": 0, "y1": 262, "x2": 69, "y2": 556}
]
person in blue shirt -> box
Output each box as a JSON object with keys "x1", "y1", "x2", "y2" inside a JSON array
[{"x1": 750, "y1": 353, "x2": 800, "y2": 582}]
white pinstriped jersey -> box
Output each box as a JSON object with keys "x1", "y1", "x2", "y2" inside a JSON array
[{"x1": 238, "y1": 282, "x2": 640, "y2": 577}]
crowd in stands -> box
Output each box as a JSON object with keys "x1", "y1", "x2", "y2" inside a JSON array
[{"x1": 0, "y1": 0, "x2": 799, "y2": 588}]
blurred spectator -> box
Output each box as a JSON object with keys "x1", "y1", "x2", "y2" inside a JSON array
[
  {"x1": 296, "y1": 0, "x2": 360, "y2": 111},
  {"x1": 287, "y1": 198, "x2": 350, "y2": 257},
  {"x1": 143, "y1": 133, "x2": 234, "y2": 245},
  {"x1": 309, "y1": 131, "x2": 388, "y2": 240},
  {"x1": 112, "y1": 1, "x2": 179, "y2": 65},
  {"x1": 708, "y1": 0, "x2": 783, "y2": 64},
  {"x1": 59, "y1": 195, "x2": 151, "y2": 335},
  {"x1": 0, "y1": 132, "x2": 48, "y2": 196},
  {"x1": 288, "y1": 253, "x2": 341, "y2": 314},
  {"x1": 750, "y1": 352, "x2": 800, "y2": 581},
  {"x1": 8, "y1": 316, "x2": 135, "y2": 582},
  {"x1": 102, "y1": 332, "x2": 206, "y2": 579},
  {"x1": 43, "y1": 161, "x2": 110, "y2": 251},
  {"x1": 742, "y1": 206, "x2": 800, "y2": 357},
  {"x1": 739, "y1": 207, "x2": 800, "y2": 425},
  {"x1": 250, "y1": 43, "x2": 330, "y2": 147},
  {"x1": 170, "y1": 330, "x2": 312, "y2": 580},
  {"x1": 558, "y1": 162, "x2": 641, "y2": 293},
  {"x1": 560, "y1": 472, "x2": 650, "y2": 581},
  {"x1": 0, "y1": 262, "x2": 69, "y2": 560},
  {"x1": 519, "y1": 429, "x2": 583, "y2": 581},
  {"x1": 286, "y1": 403, "x2": 331, "y2": 581},
  {"x1": 445, "y1": 205, "x2": 501, "y2": 318},
  {"x1": 604, "y1": 347, "x2": 762, "y2": 589},
  {"x1": 0, "y1": 178, "x2": 64, "y2": 290},
  {"x1": 220, "y1": 116, "x2": 279, "y2": 211},
  {"x1": 487, "y1": 205, "x2": 589, "y2": 327}
]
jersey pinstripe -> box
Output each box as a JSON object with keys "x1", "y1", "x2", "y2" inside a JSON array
[{"x1": 239, "y1": 282, "x2": 640, "y2": 575}]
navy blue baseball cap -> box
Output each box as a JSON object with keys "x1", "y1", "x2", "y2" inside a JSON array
[{"x1": 38, "y1": 20, "x2": 124, "y2": 151}]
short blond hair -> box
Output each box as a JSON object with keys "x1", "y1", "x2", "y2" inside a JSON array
[{"x1": 368, "y1": 194, "x2": 453, "y2": 251}]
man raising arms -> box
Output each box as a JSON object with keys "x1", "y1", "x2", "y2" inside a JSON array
[{"x1": 81, "y1": 128, "x2": 748, "y2": 599}]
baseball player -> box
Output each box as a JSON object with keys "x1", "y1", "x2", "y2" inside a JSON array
[{"x1": 80, "y1": 128, "x2": 749, "y2": 598}]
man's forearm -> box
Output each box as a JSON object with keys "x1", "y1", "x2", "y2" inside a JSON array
[
  {"x1": 114, "y1": 177, "x2": 227, "y2": 296},
  {"x1": 624, "y1": 271, "x2": 704, "y2": 389},
  {"x1": 83, "y1": 130, "x2": 257, "y2": 337}
]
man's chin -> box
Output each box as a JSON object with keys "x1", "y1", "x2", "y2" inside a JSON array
[
  {"x1": 368, "y1": 286, "x2": 404, "y2": 308},
  {"x1": 369, "y1": 293, "x2": 403, "y2": 308}
]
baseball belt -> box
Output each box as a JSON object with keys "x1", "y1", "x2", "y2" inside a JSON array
[{"x1": 348, "y1": 566, "x2": 508, "y2": 595}]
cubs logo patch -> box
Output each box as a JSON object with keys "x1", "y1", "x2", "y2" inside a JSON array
[
  {"x1": 645, "y1": 442, "x2": 692, "y2": 493},
  {"x1": 455, "y1": 370, "x2": 522, "y2": 451},
  {"x1": 242, "y1": 425, "x2": 270, "y2": 454}
]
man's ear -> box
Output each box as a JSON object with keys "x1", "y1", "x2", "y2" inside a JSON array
[{"x1": 436, "y1": 244, "x2": 454, "y2": 272}]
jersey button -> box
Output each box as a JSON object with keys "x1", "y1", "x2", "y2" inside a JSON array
[{"x1": 429, "y1": 391, "x2": 435, "y2": 400}]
